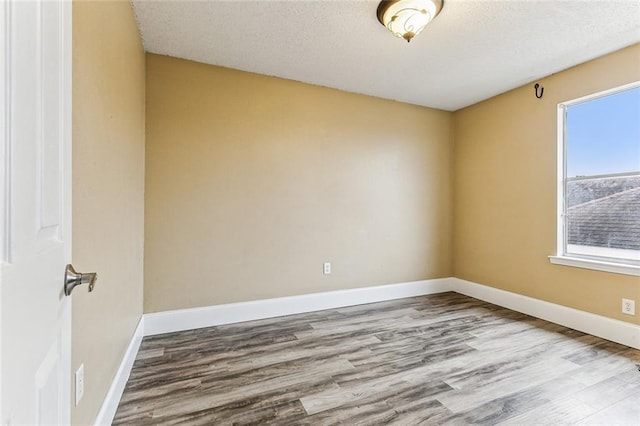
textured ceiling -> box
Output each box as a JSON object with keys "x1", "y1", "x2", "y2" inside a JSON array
[{"x1": 131, "y1": 0, "x2": 640, "y2": 111}]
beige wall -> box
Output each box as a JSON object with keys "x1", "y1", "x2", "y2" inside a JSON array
[
  {"x1": 70, "y1": 16, "x2": 638, "y2": 420},
  {"x1": 144, "y1": 54, "x2": 453, "y2": 313},
  {"x1": 453, "y1": 44, "x2": 640, "y2": 325},
  {"x1": 72, "y1": 1, "x2": 145, "y2": 424}
]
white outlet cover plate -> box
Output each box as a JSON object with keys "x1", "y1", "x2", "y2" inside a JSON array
[
  {"x1": 622, "y1": 298, "x2": 636, "y2": 315},
  {"x1": 75, "y1": 364, "x2": 84, "y2": 406}
]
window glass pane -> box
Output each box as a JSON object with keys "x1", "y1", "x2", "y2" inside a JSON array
[{"x1": 565, "y1": 87, "x2": 640, "y2": 260}]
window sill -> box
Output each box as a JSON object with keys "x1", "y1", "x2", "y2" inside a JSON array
[{"x1": 549, "y1": 255, "x2": 640, "y2": 277}]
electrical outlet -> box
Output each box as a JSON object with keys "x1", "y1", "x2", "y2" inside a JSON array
[
  {"x1": 75, "y1": 364, "x2": 84, "y2": 406},
  {"x1": 622, "y1": 299, "x2": 635, "y2": 315},
  {"x1": 323, "y1": 262, "x2": 331, "y2": 275}
]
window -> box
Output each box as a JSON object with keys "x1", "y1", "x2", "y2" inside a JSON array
[{"x1": 550, "y1": 82, "x2": 640, "y2": 276}]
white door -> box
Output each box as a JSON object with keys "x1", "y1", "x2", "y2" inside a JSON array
[{"x1": 1, "y1": 0, "x2": 72, "y2": 424}]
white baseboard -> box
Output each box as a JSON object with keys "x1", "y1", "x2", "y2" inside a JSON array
[
  {"x1": 97, "y1": 276, "x2": 640, "y2": 425},
  {"x1": 450, "y1": 278, "x2": 640, "y2": 350},
  {"x1": 94, "y1": 316, "x2": 145, "y2": 426},
  {"x1": 143, "y1": 278, "x2": 453, "y2": 336},
  {"x1": 144, "y1": 277, "x2": 639, "y2": 349}
]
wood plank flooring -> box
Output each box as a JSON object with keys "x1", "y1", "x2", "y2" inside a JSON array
[{"x1": 113, "y1": 292, "x2": 640, "y2": 425}]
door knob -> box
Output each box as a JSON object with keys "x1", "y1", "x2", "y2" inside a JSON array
[{"x1": 64, "y1": 264, "x2": 97, "y2": 296}]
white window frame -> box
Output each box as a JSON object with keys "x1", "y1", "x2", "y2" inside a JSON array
[{"x1": 549, "y1": 81, "x2": 640, "y2": 277}]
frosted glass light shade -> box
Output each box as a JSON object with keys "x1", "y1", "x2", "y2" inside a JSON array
[{"x1": 377, "y1": 0, "x2": 443, "y2": 42}]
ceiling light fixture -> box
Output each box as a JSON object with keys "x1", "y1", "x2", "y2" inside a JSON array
[{"x1": 377, "y1": 0, "x2": 443, "y2": 43}]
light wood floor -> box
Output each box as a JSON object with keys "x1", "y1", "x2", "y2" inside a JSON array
[{"x1": 113, "y1": 292, "x2": 640, "y2": 425}]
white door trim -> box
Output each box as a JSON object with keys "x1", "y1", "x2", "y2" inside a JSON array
[
  {"x1": 1, "y1": 0, "x2": 11, "y2": 266},
  {"x1": 0, "y1": 0, "x2": 9, "y2": 419}
]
